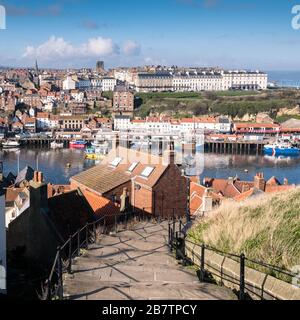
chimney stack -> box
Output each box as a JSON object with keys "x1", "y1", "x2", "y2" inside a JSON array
[
  {"x1": 33, "y1": 171, "x2": 39, "y2": 183},
  {"x1": 254, "y1": 173, "x2": 266, "y2": 191},
  {"x1": 38, "y1": 172, "x2": 43, "y2": 183}
]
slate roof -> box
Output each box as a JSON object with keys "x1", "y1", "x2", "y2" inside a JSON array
[
  {"x1": 71, "y1": 165, "x2": 131, "y2": 195},
  {"x1": 15, "y1": 166, "x2": 35, "y2": 187}
]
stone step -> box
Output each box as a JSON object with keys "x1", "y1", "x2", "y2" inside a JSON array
[
  {"x1": 64, "y1": 220, "x2": 236, "y2": 301},
  {"x1": 73, "y1": 252, "x2": 180, "y2": 269},
  {"x1": 70, "y1": 259, "x2": 197, "y2": 283},
  {"x1": 85, "y1": 243, "x2": 170, "y2": 264},
  {"x1": 64, "y1": 279, "x2": 236, "y2": 300},
  {"x1": 94, "y1": 236, "x2": 169, "y2": 251}
]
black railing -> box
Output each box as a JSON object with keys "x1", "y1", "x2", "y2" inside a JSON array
[
  {"x1": 168, "y1": 220, "x2": 298, "y2": 300},
  {"x1": 43, "y1": 210, "x2": 163, "y2": 300}
]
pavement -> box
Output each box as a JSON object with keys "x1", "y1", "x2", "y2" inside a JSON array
[{"x1": 64, "y1": 220, "x2": 236, "y2": 300}]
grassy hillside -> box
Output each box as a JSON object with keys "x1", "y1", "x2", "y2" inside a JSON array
[
  {"x1": 134, "y1": 89, "x2": 300, "y2": 118},
  {"x1": 188, "y1": 189, "x2": 300, "y2": 281}
]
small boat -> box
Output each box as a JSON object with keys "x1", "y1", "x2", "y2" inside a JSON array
[
  {"x1": 50, "y1": 141, "x2": 64, "y2": 149},
  {"x1": 85, "y1": 147, "x2": 105, "y2": 160},
  {"x1": 69, "y1": 140, "x2": 87, "y2": 149},
  {"x1": 264, "y1": 140, "x2": 300, "y2": 156},
  {"x1": 2, "y1": 140, "x2": 21, "y2": 149}
]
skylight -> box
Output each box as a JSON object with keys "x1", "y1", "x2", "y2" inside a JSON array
[
  {"x1": 141, "y1": 166, "x2": 155, "y2": 178},
  {"x1": 111, "y1": 157, "x2": 122, "y2": 167},
  {"x1": 128, "y1": 162, "x2": 139, "y2": 172}
]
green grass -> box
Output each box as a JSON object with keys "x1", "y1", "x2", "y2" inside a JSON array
[
  {"x1": 135, "y1": 92, "x2": 202, "y2": 100},
  {"x1": 214, "y1": 90, "x2": 261, "y2": 97},
  {"x1": 188, "y1": 188, "x2": 300, "y2": 282},
  {"x1": 276, "y1": 115, "x2": 300, "y2": 123},
  {"x1": 133, "y1": 89, "x2": 300, "y2": 119}
]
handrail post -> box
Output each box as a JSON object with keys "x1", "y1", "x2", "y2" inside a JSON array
[
  {"x1": 57, "y1": 247, "x2": 63, "y2": 300},
  {"x1": 239, "y1": 253, "x2": 245, "y2": 300},
  {"x1": 168, "y1": 223, "x2": 171, "y2": 249},
  {"x1": 47, "y1": 279, "x2": 51, "y2": 300},
  {"x1": 93, "y1": 223, "x2": 96, "y2": 243},
  {"x1": 68, "y1": 235, "x2": 72, "y2": 274},
  {"x1": 179, "y1": 218, "x2": 182, "y2": 236},
  {"x1": 172, "y1": 218, "x2": 175, "y2": 240},
  {"x1": 85, "y1": 223, "x2": 89, "y2": 250},
  {"x1": 77, "y1": 231, "x2": 80, "y2": 256},
  {"x1": 200, "y1": 244, "x2": 205, "y2": 281},
  {"x1": 170, "y1": 226, "x2": 173, "y2": 252},
  {"x1": 176, "y1": 230, "x2": 178, "y2": 256}
]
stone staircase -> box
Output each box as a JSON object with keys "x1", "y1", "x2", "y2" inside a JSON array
[{"x1": 64, "y1": 220, "x2": 236, "y2": 300}]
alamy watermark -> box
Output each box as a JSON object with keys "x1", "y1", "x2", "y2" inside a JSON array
[
  {"x1": 0, "y1": 4, "x2": 6, "y2": 30},
  {"x1": 292, "y1": 5, "x2": 300, "y2": 30}
]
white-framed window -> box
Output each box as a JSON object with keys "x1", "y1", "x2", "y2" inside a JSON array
[
  {"x1": 128, "y1": 162, "x2": 139, "y2": 172},
  {"x1": 111, "y1": 157, "x2": 122, "y2": 167},
  {"x1": 141, "y1": 166, "x2": 155, "y2": 178}
]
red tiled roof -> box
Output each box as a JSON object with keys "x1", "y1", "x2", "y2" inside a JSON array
[
  {"x1": 6, "y1": 187, "x2": 25, "y2": 203},
  {"x1": 83, "y1": 190, "x2": 120, "y2": 219},
  {"x1": 235, "y1": 123, "x2": 280, "y2": 129}
]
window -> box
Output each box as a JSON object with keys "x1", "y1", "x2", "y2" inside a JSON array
[
  {"x1": 111, "y1": 157, "x2": 122, "y2": 167},
  {"x1": 141, "y1": 166, "x2": 155, "y2": 178},
  {"x1": 128, "y1": 162, "x2": 139, "y2": 172}
]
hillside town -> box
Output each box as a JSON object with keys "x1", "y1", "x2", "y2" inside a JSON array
[
  {"x1": 1, "y1": 59, "x2": 300, "y2": 301},
  {"x1": 0, "y1": 62, "x2": 300, "y2": 145}
]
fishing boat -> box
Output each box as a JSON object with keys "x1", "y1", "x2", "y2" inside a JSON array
[
  {"x1": 50, "y1": 141, "x2": 64, "y2": 149},
  {"x1": 69, "y1": 140, "x2": 87, "y2": 149},
  {"x1": 84, "y1": 147, "x2": 105, "y2": 160},
  {"x1": 264, "y1": 140, "x2": 300, "y2": 156},
  {"x1": 2, "y1": 140, "x2": 21, "y2": 149}
]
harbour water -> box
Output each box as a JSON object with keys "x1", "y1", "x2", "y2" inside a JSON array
[{"x1": 2, "y1": 147, "x2": 300, "y2": 185}]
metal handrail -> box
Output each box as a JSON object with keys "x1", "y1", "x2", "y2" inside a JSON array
[
  {"x1": 168, "y1": 219, "x2": 298, "y2": 300},
  {"x1": 44, "y1": 211, "x2": 168, "y2": 300}
]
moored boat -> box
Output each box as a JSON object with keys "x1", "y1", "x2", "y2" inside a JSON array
[
  {"x1": 2, "y1": 140, "x2": 21, "y2": 149},
  {"x1": 264, "y1": 141, "x2": 300, "y2": 156},
  {"x1": 69, "y1": 140, "x2": 87, "y2": 149},
  {"x1": 50, "y1": 141, "x2": 64, "y2": 149},
  {"x1": 84, "y1": 147, "x2": 105, "y2": 160}
]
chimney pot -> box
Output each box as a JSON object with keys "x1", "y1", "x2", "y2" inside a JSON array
[
  {"x1": 38, "y1": 172, "x2": 43, "y2": 183},
  {"x1": 34, "y1": 171, "x2": 39, "y2": 183}
]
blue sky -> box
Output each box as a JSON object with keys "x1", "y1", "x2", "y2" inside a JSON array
[{"x1": 0, "y1": 0, "x2": 299, "y2": 70}]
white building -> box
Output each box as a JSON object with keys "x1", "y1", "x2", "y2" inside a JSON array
[
  {"x1": 135, "y1": 69, "x2": 268, "y2": 92},
  {"x1": 36, "y1": 113, "x2": 51, "y2": 130},
  {"x1": 71, "y1": 91, "x2": 85, "y2": 102},
  {"x1": 114, "y1": 116, "x2": 232, "y2": 134},
  {"x1": 91, "y1": 78, "x2": 102, "y2": 88},
  {"x1": 222, "y1": 70, "x2": 268, "y2": 90},
  {"x1": 114, "y1": 115, "x2": 131, "y2": 131},
  {"x1": 63, "y1": 76, "x2": 77, "y2": 90},
  {"x1": 102, "y1": 77, "x2": 117, "y2": 92},
  {"x1": 173, "y1": 71, "x2": 223, "y2": 92}
]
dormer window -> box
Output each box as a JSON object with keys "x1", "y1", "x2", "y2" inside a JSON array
[
  {"x1": 111, "y1": 157, "x2": 122, "y2": 167},
  {"x1": 141, "y1": 166, "x2": 155, "y2": 178},
  {"x1": 128, "y1": 162, "x2": 139, "y2": 173}
]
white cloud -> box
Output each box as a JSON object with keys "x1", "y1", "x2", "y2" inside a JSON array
[
  {"x1": 81, "y1": 37, "x2": 119, "y2": 56},
  {"x1": 22, "y1": 35, "x2": 119, "y2": 61},
  {"x1": 122, "y1": 40, "x2": 141, "y2": 56}
]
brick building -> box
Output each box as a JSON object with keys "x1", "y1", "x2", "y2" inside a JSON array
[
  {"x1": 113, "y1": 85, "x2": 134, "y2": 117},
  {"x1": 70, "y1": 147, "x2": 188, "y2": 218}
]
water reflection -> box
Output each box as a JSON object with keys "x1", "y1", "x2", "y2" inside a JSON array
[{"x1": 1, "y1": 147, "x2": 300, "y2": 185}]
